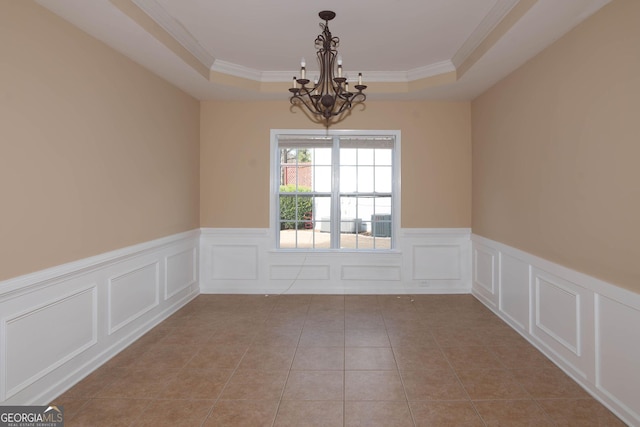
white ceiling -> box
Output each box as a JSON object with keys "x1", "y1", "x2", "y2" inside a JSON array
[{"x1": 36, "y1": 0, "x2": 610, "y2": 101}]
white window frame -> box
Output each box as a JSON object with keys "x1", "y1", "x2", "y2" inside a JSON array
[{"x1": 270, "y1": 129, "x2": 401, "y2": 251}]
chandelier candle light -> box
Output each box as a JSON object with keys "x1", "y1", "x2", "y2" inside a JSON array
[{"x1": 289, "y1": 11, "x2": 367, "y2": 124}]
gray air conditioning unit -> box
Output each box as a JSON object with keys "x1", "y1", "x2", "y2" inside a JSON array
[{"x1": 371, "y1": 214, "x2": 391, "y2": 237}]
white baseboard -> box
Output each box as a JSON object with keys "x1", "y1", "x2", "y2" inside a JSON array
[
  {"x1": 0, "y1": 230, "x2": 200, "y2": 405},
  {"x1": 472, "y1": 234, "x2": 640, "y2": 427},
  {"x1": 199, "y1": 228, "x2": 471, "y2": 294}
]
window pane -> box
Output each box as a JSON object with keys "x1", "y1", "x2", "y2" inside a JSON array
[
  {"x1": 374, "y1": 166, "x2": 392, "y2": 193},
  {"x1": 375, "y1": 149, "x2": 392, "y2": 166},
  {"x1": 314, "y1": 165, "x2": 332, "y2": 192},
  {"x1": 340, "y1": 166, "x2": 357, "y2": 192},
  {"x1": 373, "y1": 196, "x2": 392, "y2": 215},
  {"x1": 279, "y1": 193, "x2": 313, "y2": 230},
  {"x1": 313, "y1": 147, "x2": 332, "y2": 165},
  {"x1": 358, "y1": 148, "x2": 374, "y2": 165},
  {"x1": 357, "y1": 166, "x2": 374, "y2": 192},
  {"x1": 280, "y1": 228, "x2": 331, "y2": 249},
  {"x1": 340, "y1": 148, "x2": 357, "y2": 165}
]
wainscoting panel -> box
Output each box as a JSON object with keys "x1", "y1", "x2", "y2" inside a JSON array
[
  {"x1": 200, "y1": 228, "x2": 471, "y2": 294},
  {"x1": 3, "y1": 286, "x2": 97, "y2": 400},
  {"x1": 0, "y1": 230, "x2": 199, "y2": 405},
  {"x1": 269, "y1": 265, "x2": 330, "y2": 281},
  {"x1": 472, "y1": 243, "x2": 498, "y2": 307},
  {"x1": 472, "y1": 234, "x2": 639, "y2": 426},
  {"x1": 165, "y1": 247, "x2": 197, "y2": 299},
  {"x1": 107, "y1": 262, "x2": 160, "y2": 335},
  {"x1": 595, "y1": 295, "x2": 640, "y2": 422},
  {"x1": 498, "y1": 252, "x2": 530, "y2": 332},
  {"x1": 412, "y1": 245, "x2": 460, "y2": 280},
  {"x1": 341, "y1": 265, "x2": 402, "y2": 281},
  {"x1": 211, "y1": 245, "x2": 258, "y2": 280}
]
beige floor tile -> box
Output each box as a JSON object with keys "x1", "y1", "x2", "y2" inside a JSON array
[
  {"x1": 298, "y1": 328, "x2": 345, "y2": 347},
  {"x1": 204, "y1": 400, "x2": 279, "y2": 427},
  {"x1": 473, "y1": 399, "x2": 555, "y2": 426},
  {"x1": 273, "y1": 400, "x2": 343, "y2": 427},
  {"x1": 135, "y1": 399, "x2": 214, "y2": 426},
  {"x1": 237, "y1": 345, "x2": 297, "y2": 370},
  {"x1": 345, "y1": 347, "x2": 397, "y2": 370},
  {"x1": 489, "y1": 344, "x2": 556, "y2": 369},
  {"x1": 511, "y1": 367, "x2": 591, "y2": 399},
  {"x1": 159, "y1": 368, "x2": 233, "y2": 400},
  {"x1": 64, "y1": 398, "x2": 151, "y2": 427},
  {"x1": 291, "y1": 346, "x2": 345, "y2": 370},
  {"x1": 410, "y1": 401, "x2": 484, "y2": 427},
  {"x1": 95, "y1": 367, "x2": 180, "y2": 399},
  {"x1": 392, "y1": 346, "x2": 450, "y2": 371},
  {"x1": 185, "y1": 344, "x2": 247, "y2": 370},
  {"x1": 345, "y1": 312, "x2": 386, "y2": 329},
  {"x1": 282, "y1": 370, "x2": 344, "y2": 400},
  {"x1": 345, "y1": 370, "x2": 405, "y2": 401},
  {"x1": 345, "y1": 401, "x2": 414, "y2": 427},
  {"x1": 537, "y1": 398, "x2": 627, "y2": 426},
  {"x1": 220, "y1": 370, "x2": 288, "y2": 400},
  {"x1": 442, "y1": 346, "x2": 503, "y2": 370},
  {"x1": 131, "y1": 343, "x2": 196, "y2": 371},
  {"x1": 62, "y1": 367, "x2": 117, "y2": 398},
  {"x1": 401, "y1": 369, "x2": 469, "y2": 401},
  {"x1": 387, "y1": 329, "x2": 438, "y2": 348},
  {"x1": 251, "y1": 328, "x2": 302, "y2": 346},
  {"x1": 345, "y1": 328, "x2": 391, "y2": 347},
  {"x1": 457, "y1": 368, "x2": 531, "y2": 400}
]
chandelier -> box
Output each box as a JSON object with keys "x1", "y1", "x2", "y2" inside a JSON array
[{"x1": 289, "y1": 11, "x2": 367, "y2": 124}]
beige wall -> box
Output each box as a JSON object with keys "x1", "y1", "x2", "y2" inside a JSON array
[
  {"x1": 200, "y1": 100, "x2": 471, "y2": 229},
  {"x1": 472, "y1": 0, "x2": 640, "y2": 292},
  {"x1": 0, "y1": 1, "x2": 200, "y2": 281}
]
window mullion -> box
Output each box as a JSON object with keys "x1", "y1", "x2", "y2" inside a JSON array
[{"x1": 331, "y1": 135, "x2": 340, "y2": 249}]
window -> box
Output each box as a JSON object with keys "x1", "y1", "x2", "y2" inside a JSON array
[{"x1": 271, "y1": 130, "x2": 400, "y2": 250}]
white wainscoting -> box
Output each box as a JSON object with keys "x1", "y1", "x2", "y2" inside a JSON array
[
  {"x1": 472, "y1": 234, "x2": 640, "y2": 427},
  {"x1": 200, "y1": 228, "x2": 471, "y2": 294},
  {"x1": 0, "y1": 230, "x2": 199, "y2": 405}
]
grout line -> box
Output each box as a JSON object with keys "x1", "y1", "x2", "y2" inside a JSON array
[
  {"x1": 270, "y1": 294, "x2": 312, "y2": 427},
  {"x1": 380, "y1": 295, "x2": 418, "y2": 427}
]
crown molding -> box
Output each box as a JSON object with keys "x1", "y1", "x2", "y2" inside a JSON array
[
  {"x1": 131, "y1": 0, "x2": 215, "y2": 68},
  {"x1": 452, "y1": 0, "x2": 521, "y2": 68},
  {"x1": 407, "y1": 60, "x2": 457, "y2": 81},
  {"x1": 211, "y1": 60, "x2": 263, "y2": 81}
]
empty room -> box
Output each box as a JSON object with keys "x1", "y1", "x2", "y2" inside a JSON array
[{"x1": 1, "y1": 0, "x2": 638, "y2": 425}]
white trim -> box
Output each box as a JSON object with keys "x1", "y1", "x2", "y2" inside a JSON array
[
  {"x1": 211, "y1": 59, "x2": 262, "y2": 81},
  {"x1": 451, "y1": 0, "x2": 521, "y2": 68},
  {"x1": 132, "y1": 0, "x2": 215, "y2": 68},
  {"x1": 471, "y1": 234, "x2": 640, "y2": 426},
  {"x1": 0, "y1": 230, "x2": 199, "y2": 405}
]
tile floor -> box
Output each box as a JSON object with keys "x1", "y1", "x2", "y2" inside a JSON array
[{"x1": 52, "y1": 294, "x2": 626, "y2": 426}]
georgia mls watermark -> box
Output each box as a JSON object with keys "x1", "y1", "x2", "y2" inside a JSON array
[{"x1": 0, "y1": 406, "x2": 63, "y2": 427}]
